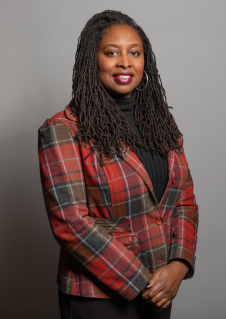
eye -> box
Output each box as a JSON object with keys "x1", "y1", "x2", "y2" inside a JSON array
[
  {"x1": 106, "y1": 51, "x2": 118, "y2": 56},
  {"x1": 130, "y1": 51, "x2": 140, "y2": 56}
]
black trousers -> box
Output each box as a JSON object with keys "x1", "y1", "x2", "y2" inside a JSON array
[{"x1": 58, "y1": 289, "x2": 172, "y2": 319}]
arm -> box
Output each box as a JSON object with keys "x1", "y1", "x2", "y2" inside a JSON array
[
  {"x1": 168, "y1": 147, "x2": 199, "y2": 279},
  {"x1": 38, "y1": 119, "x2": 150, "y2": 301}
]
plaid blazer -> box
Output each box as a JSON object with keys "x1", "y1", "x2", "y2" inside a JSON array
[{"x1": 38, "y1": 101, "x2": 199, "y2": 302}]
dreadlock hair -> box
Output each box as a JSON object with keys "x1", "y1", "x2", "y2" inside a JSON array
[{"x1": 71, "y1": 9, "x2": 183, "y2": 166}]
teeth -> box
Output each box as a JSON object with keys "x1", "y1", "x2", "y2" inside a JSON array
[{"x1": 118, "y1": 75, "x2": 131, "y2": 78}]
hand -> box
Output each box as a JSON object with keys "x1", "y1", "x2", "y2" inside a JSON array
[{"x1": 141, "y1": 261, "x2": 189, "y2": 310}]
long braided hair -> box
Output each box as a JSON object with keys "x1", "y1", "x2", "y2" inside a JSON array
[{"x1": 71, "y1": 10, "x2": 183, "y2": 166}]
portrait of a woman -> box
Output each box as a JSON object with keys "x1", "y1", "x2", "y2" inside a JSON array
[{"x1": 38, "y1": 9, "x2": 199, "y2": 319}]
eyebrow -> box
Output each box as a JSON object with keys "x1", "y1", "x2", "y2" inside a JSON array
[{"x1": 103, "y1": 44, "x2": 142, "y2": 49}]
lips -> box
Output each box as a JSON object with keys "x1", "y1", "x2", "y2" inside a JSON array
[{"x1": 113, "y1": 73, "x2": 134, "y2": 84}]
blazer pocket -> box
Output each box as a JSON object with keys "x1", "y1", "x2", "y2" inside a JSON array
[
  {"x1": 93, "y1": 216, "x2": 140, "y2": 256},
  {"x1": 111, "y1": 231, "x2": 139, "y2": 256}
]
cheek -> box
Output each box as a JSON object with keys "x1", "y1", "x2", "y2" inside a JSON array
[
  {"x1": 135, "y1": 60, "x2": 145, "y2": 83},
  {"x1": 98, "y1": 53, "x2": 115, "y2": 74},
  {"x1": 137, "y1": 60, "x2": 145, "y2": 76},
  {"x1": 97, "y1": 53, "x2": 108, "y2": 71},
  {"x1": 98, "y1": 65, "x2": 109, "y2": 78},
  {"x1": 97, "y1": 61, "x2": 110, "y2": 83}
]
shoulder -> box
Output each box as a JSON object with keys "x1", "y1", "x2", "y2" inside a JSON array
[
  {"x1": 38, "y1": 110, "x2": 65, "y2": 130},
  {"x1": 38, "y1": 100, "x2": 79, "y2": 138}
]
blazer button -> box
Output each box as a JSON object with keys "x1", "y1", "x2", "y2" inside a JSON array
[
  {"x1": 155, "y1": 218, "x2": 163, "y2": 225},
  {"x1": 172, "y1": 177, "x2": 176, "y2": 184}
]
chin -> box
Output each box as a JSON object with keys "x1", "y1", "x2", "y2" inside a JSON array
[{"x1": 113, "y1": 86, "x2": 135, "y2": 95}]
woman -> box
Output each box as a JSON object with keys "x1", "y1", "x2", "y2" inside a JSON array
[{"x1": 38, "y1": 10, "x2": 199, "y2": 319}]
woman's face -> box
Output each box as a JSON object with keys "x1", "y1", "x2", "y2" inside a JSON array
[{"x1": 97, "y1": 24, "x2": 144, "y2": 98}]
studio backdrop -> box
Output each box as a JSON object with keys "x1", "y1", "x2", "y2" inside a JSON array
[{"x1": 0, "y1": 1, "x2": 225, "y2": 318}]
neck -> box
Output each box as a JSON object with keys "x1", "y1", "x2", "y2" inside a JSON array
[{"x1": 110, "y1": 89, "x2": 136, "y2": 111}]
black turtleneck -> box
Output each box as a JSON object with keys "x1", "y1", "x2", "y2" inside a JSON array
[{"x1": 112, "y1": 89, "x2": 168, "y2": 204}]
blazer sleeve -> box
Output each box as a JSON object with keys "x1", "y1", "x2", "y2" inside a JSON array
[
  {"x1": 38, "y1": 118, "x2": 150, "y2": 301},
  {"x1": 168, "y1": 145, "x2": 199, "y2": 279}
]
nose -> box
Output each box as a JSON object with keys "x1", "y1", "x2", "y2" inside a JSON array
[{"x1": 116, "y1": 52, "x2": 131, "y2": 69}]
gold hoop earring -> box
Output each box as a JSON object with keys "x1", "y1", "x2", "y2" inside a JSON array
[{"x1": 136, "y1": 70, "x2": 148, "y2": 91}]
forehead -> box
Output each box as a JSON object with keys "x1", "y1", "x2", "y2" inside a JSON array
[{"x1": 99, "y1": 24, "x2": 142, "y2": 47}]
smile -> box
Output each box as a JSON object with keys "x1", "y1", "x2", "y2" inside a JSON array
[{"x1": 113, "y1": 73, "x2": 133, "y2": 84}]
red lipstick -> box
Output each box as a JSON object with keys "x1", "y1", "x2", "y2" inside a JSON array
[{"x1": 113, "y1": 73, "x2": 134, "y2": 84}]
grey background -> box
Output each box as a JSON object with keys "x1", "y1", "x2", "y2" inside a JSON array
[{"x1": 1, "y1": 0, "x2": 225, "y2": 318}]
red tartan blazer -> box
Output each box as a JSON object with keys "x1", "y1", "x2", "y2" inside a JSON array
[{"x1": 38, "y1": 101, "x2": 199, "y2": 302}]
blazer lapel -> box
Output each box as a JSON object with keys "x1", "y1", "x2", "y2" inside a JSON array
[{"x1": 108, "y1": 141, "x2": 175, "y2": 207}]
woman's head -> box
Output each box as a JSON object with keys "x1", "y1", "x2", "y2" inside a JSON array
[
  {"x1": 72, "y1": 10, "x2": 154, "y2": 99},
  {"x1": 71, "y1": 10, "x2": 182, "y2": 166},
  {"x1": 97, "y1": 24, "x2": 144, "y2": 98}
]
